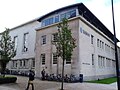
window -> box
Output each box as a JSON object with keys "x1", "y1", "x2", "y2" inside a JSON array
[
  {"x1": 12, "y1": 60, "x2": 17, "y2": 68},
  {"x1": 91, "y1": 35, "x2": 94, "y2": 44},
  {"x1": 69, "y1": 9, "x2": 76, "y2": 18},
  {"x1": 55, "y1": 15, "x2": 59, "y2": 23},
  {"x1": 14, "y1": 36, "x2": 18, "y2": 51},
  {"x1": 41, "y1": 35, "x2": 46, "y2": 45},
  {"x1": 66, "y1": 59, "x2": 71, "y2": 64},
  {"x1": 106, "y1": 58, "x2": 111, "y2": 67},
  {"x1": 52, "y1": 33, "x2": 58, "y2": 42},
  {"x1": 92, "y1": 54, "x2": 94, "y2": 65},
  {"x1": 23, "y1": 60, "x2": 26, "y2": 67},
  {"x1": 23, "y1": 33, "x2": 28, "y2": 52},
  {"x1": 102, "y1": 42, "x2": 104, "y2": 49},
  {"x1": 41, "y1": 54, "x2": 45, "y2": 65},
  {"x1": 41, "y1": 17, "x2": 54, "y2": 26},
  {"x1": 97, "y1": 39, "x2": 99, "y2": 47},
  {"x1": 98, "y1": 55, "x2": 105, "y2": 68},
  {"x1": 23, "y1": 59, "x2": 28, "y2": 68},
  {"x1": 60, "y1": 13, "x2": 66, "y2": 20},
  {"x1": 53, "y1": 53, "x2": 57, "y2": 64},
  {"x1": 100, "y1": 40, "x2": 101, "y2": 48},
  {"x1": 20, "y1": 60, "x2": 22, "y2": 67},
  {"x1": 32, "y1": 58, "x2": 35, "y2": 68}
]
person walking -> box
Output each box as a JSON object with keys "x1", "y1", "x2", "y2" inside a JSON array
[
  {"x1": 41, "y1": 68, "x2": 46, "y2": 80},
  {"x1": 26, "y1": 70, "x2": 35, "y2": 90}
]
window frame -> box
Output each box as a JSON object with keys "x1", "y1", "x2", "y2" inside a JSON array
[{"x1": 41, "y1": 53, "x2": 45, "y2": 65}]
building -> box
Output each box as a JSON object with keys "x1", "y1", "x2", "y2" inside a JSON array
[
  {"x1": 7, "y1": 20, "x2": 40, "y2": 75},
  {"x1": 4, "y1": 3, "x2": 120, "y2": 80},
  {"x1": 35, "y1": 3, "x2": 119, "y2": 80}
]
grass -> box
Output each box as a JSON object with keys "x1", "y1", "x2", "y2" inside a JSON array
[{"x1": 87, "y1": 77, "x2": 117, "y2": 84}]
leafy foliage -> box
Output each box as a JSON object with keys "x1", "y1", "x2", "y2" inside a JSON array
[
  {"x1": 0, "y1": 28, "x2": 16, "y2": 76},
  {"x1": 55, "y1": 18, "x2": 76, "y2": 60}
]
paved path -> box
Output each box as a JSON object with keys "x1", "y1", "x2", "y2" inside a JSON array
[{"x1": 0, "y1": 75, "x2": 117, "y2": 90}]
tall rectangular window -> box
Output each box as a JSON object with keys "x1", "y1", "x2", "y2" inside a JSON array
[
  {"x1": 52, "y1": 33, "x2": 58, "y2": 42},
  {"x1": 41, "y1": 35, "x2": 46, "y2": 45},
  {"x1": 23, "y1": 33, "x2": 28, "y2": 52},
  {"x1": 20, "y1": 60, "x2": 22, "y2": 67},
  {"x1": 41, "y1": 54, "x2": 45, "y2": 65},
  {"x1": 32, "y1": 58, "x2": 35, "y2": 68},
  {"x1": 97, "y1": 39, "x2": 99, "y2": 47},
  {"x1": 92, "y1": 54, "x2": 94, "y2": 65},
  {"x1": 12, "y1": 60, "x2": 17, "y2": 68},
  {"x1": 14, "y1": 36, "x2": 18, "y2": 51},
  {"x1": 91, "y1": 35, "x2": 94, "y2": 44},
  {"x1": 53, "y1": 53, "x2": 57, "y2": 64}
]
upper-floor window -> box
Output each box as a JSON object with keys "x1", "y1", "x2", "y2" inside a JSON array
[
  {"x1": 91, "y1": 35, "x2": 94, "y2": 44},
  {"x1": 41, "y1": 35, "x2": 46, "y2": 45},
  {"x1": 41, "y1": 17, "x2": 54, "y2": 27},
  {"x1": 55, "y1": 15, "x2": 59, "y2": 23},
  {"x1": 52, "y1": 33, "x2": 58, "y2": 42},
  {"x1": 97, "y1": 39, "x2": 99, "y2": 47},
  {"x1": 60, "y1": 9, "x2": 76, "y2": 21},
  {"x1": 23, "y1": 33, "x2": 28, "y2": 52},
  {"x1": 41, "y1": 9, "x2": 76, "y2": 27},
  {"x1": 41, "y1": 53, "x2": 45, "y2": 65},
  {"x1": 14, "y1": 36, "x2": 18, "y2": 51}
]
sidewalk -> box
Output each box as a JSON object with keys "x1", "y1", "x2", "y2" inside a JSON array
[{"x1": 0, "y1": 76, "x2": 117, "y2": 90}]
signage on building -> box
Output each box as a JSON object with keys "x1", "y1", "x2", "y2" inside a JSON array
[{"x1": 80, "y1": 27, "x2": 90, "y2": 37}]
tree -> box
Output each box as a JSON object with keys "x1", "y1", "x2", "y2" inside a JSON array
[
  {"x1": 0, "y1": 28, "x2": 16, "y2": 77},
  {"x1": 55, "y1": 18, "x2": 76, "y2": 90}
]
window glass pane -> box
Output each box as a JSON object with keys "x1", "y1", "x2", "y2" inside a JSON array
[
  {"x1": 49, "y1": 17, "x2": 53, "y2": 24},
  {"x1": 41, "y1": 20, "x2": 45, "y2": 27},
  {"x1": 14, "y1": 36, "x2": 18, "y2": 51},
  {"x1": 60, "y1": 13, "x2": 66, "y2": 20},
  {"x1": 55, "y1": 15, "x2": 59, "y2": 23},
  {"x1": 66, "y1": 59, "x2": 71, "y2": 64},
  {"x1": 53, "y1": 53, "x2": 57, "y2": 64},
  {"x1": 41, "y1": 35, "x2": 46, "y2": 44},
  {"x1": 23, "y1": 33, "x2": 28, "y2": 52},
  {"x1": 52, "y1": 33, "x2": 58, "y2": 42},
  {"x1": 41, "y1": 54, "x2": 45, "y2": 65},
  {"x1": 66, "y1": 12, "x2": 71, "y2": 19},
  {"x1": 91, "y1": 35, "x2": 94, "y2": 44},
  {"x1": 70, "y1": 9, "x2": 76, "y2": 18}
]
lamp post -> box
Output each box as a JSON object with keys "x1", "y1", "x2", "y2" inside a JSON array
[{"x1": 111, "y1": 0, "x2": 120, "y2": 90}]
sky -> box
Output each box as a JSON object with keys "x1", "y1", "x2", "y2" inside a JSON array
[{"x1": 0, "y1": 0, "x2": 120, "y2": 45}]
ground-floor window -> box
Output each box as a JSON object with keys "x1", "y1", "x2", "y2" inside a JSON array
[
  {"x1": 32, "y1": 58, "x2": 35, "y2": 68},
  {"x1": 66, "y1": 58, "x2": 71, "y2": 64},
  {"x1": 41, "y1": 53, "x2": 45, "y2": 65},
  {"x1": 52, "y1": 53, "x2": 57, "y2": 64}
]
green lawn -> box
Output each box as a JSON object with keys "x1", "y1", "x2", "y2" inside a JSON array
[{"x1": 87, "y1": 77, "x2": 117, "y2": 84}]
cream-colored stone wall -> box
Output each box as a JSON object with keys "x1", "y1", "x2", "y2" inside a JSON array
[{"x1": 35, "y1": 18, "x2": 79, "y2": 77}]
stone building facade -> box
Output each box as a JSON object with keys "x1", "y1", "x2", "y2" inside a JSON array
[
  {"x1": 3, "y1": 3, "x2": 120, "y2": 80},
  {"x1": 35, "y1": 3, "x2": 119, "y2": 80}
]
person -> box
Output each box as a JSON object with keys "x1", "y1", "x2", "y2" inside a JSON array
[
  {"x1": 41, "y1": 68, "x2": 45, "y2": 80},
  {"x1": 26, "y1": 70, "x2": 35, "y2": 90}
]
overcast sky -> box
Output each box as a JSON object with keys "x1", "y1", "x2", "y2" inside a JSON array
[{"x1": 0, "y1": 0, "x2": 120, "y2": 45}]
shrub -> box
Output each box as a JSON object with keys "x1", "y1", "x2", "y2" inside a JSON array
[{"x1": 0, "y1": 76, "x2": 17, "y2": 84}]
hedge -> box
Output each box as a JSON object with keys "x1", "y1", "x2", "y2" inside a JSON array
[{"x1": 0, "y1": 76, "x2": 17, "y2": 84}]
